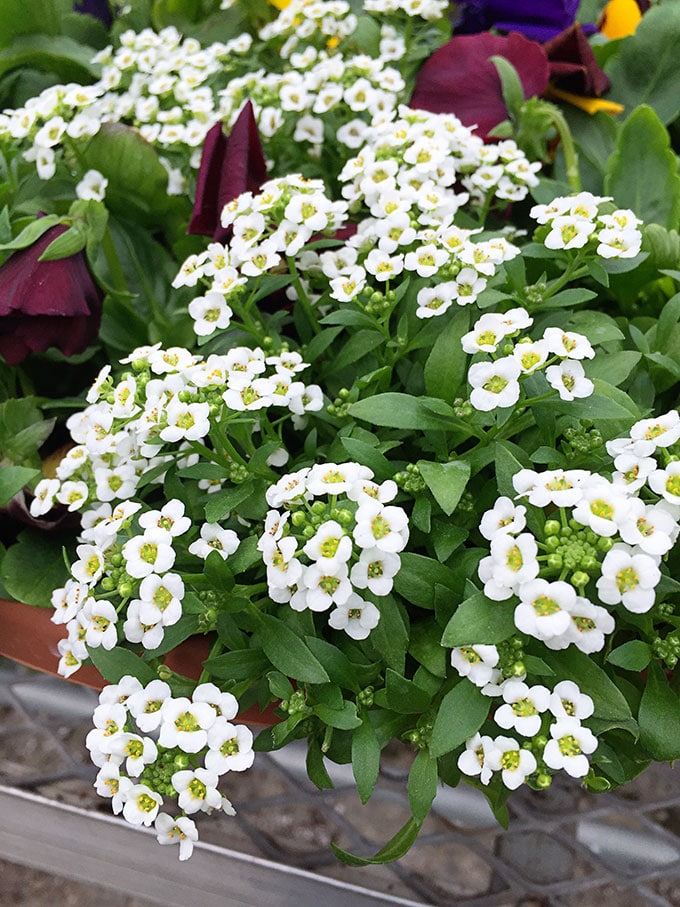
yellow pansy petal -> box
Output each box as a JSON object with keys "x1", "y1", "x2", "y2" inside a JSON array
[
  {"x1": 546, "y1": 85, "x2": 625, "y2": 116},
  {"x1": 599, "y1": 0, "x2": 642, "y2": 39}
]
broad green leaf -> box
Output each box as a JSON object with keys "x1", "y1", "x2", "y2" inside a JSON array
[
  {"x1": 38, "y1": 226, "x2": 86, "y2": 261},
  {"x1": 306, "y1": 738, "x2": 334, "y2": 790},
  {"x1": 0, "y1": 0, "x2": 63, "y2": 45},
  {"x1": 605, "y1": 4, "x2": 680, "y2": 125},
  {"x1": 607, "y1": 640, "x2": 652, "y2": 672},
  {"x1": 381, "y1": 668, "x2": 432, "y2": 714},
  {"x1": 141, "y1": 615, "x2": 200, "y2": 660},
  {"x1": 204, "y1": 481, "x2": 254, "y2": 523},
  {"x1": 423, "y1": 307, "x2": 470, "y2": 402},
  {"x1": 331, "y1": 817, "x2": 422, "y2": 866},
  {"x1": 393, "y1": 553, "x2": 457, "y2": 609},
  {"x1": 339, "y1": 436, "x2": 392, "y2": 480},
  {"x1": 349, "y1": 393, "x2": 454, "y2": 431},
  {"x1": 494, "y1": 440, "x2": 531, "y2": 499},
  {"x1": 0, "y1": 33, "x2": 99, "y2": 81},
  {"x1": 441, "y1": 593, "x2": 517, "y2": 647},
  {"x1": 638, "y1": 662, "x2": 680, "y2": 760},
  {"x1": 87, "y1": 645, "x2": 157, "y2": 686},
  {"x1": 604, "y1": 105, "x2": 680, "y2": 229},
  {"x1": 304, "y1": 636, "x2": 374, "y2": 689},
  {"x1": 417, "y1": 459, "x2": 470, "y2": 516},
  {"x1": 0, "y1": 466, "x2": 39, "y2": 506},
  {"x1": 328, "y1": 329, "x2": 385, "y2": 374},
  {"x1": 549, "y1": 648, "x2": 634, "y2": 725},
  {"x1": 0, "y1": 214, "x2": 61, "y2": 252},
  {"x1": 203, "y1": 647, "x2": 269, "y2": 681},
  {"x1": 408, "y1": 749, "x2": 438, "y2": 822},
  {"x1": 314, "y1": 700, "x2": 361, "y2": 730},
  {"x1": 352, "y1": 717, "x2": 381, "y2": 804},
  {"x1": 586, "y1": 351, "x2": 641, "y2": 387},
  {"x1": 259, "y1": 614, "x2": 330, "y2": 684},
  {"x1": 430, "y1": 681, "x2": 490, "y2": 758},
  {"x1": 1, "y1": 530, "x2": 71, "y2": 607},
  {"x1": 409, "y1": 618, "x2": 448, "y2": 677},
  {"x1": 369, "y1": 594, "x2": 408, "y2": 673}
]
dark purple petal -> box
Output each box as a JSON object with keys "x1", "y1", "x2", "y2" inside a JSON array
[
  {"x1": 544, "y1": 24, "x2": 610, "y2": 96},
  {"x1": 456, "y1": 0, "x2": 579, "y2": 41},
  {"x1": 0, "y1": 224, "x2": 103, "y2": 366},
  {"x1": 410, "y1": 32, "x2": 550, "y2": 141},
  {"x1": 73, "y1": 0, "x2": 113, "y2": 28},
  {"x1": 188, "y1": 101, "x2": 268, "y2": 243}
]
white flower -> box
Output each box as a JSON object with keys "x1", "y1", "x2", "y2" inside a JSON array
[
  {"x1": 71, "y1": 544, "x2": 106, "y2": 585},
  {"x1": 123, "y1": 529, "x2": 176, "y2": 578},
  {"x1": 415, "y1": 282, "x2": 457, "y2": 318},
  {"x1": 649, "y1": 461, "x2": 680, "y2": 505},
  {"x1": 123, "y1": 601, "x2": 164, "y2": 650},
  {"x1": 572, "y1": 480, "x2": 631, "y2": 537},
  {"x1": 596, "y1": 543, "x2": 661, "y2": 613},
  {"x1": 512, "y1": 468, "x2": 588, "y2": 508},
  {"x1": 76, "y1": 169, "x2": 108, "y2": 201},
  {"x1": 160, "y1": 399, "x2": 210, "y2": 442},
  {"x1": 494, "y1": 680, "x2": 551, "y2": 737},
  {"x1": 189, "y1": 291, "x2": 233, "y2": 336},
  {"x1": 468, "y1": 358, "x2": 521, "y2": 412},
  {"x1": 458, "y1": 733, "x2": 494, "y2": 785},
  {"x1": 307, "y1": 462, "x2": 372, "y2": 497},
  {"x1": 155, "y1": 814, "x2": 199, "y2": 861},
  {"x1": 138, "y1": 572, "x2": 184, "y2": 626},
  {"x1": 486, "y1": 736, "x2": 537, "y2": 790},
  {"x1": 461, "y1": 313, "x2": 509, "y2": 354},
  {"x1": 300, "y1": 562, "x2": 352, "y2": 611},
  {"x1": 188, "y1": 523, "x2": 240, "y2": 560},
  {"x1": 542, "y1": 327, "x2": 595, "y2": 360},
  {"x1": 79, "y1": 598, "x2": 118, "y2": 650},
  {"x1": 303, "y1": 520, "x2": 352, "y2": 570},
  {"x1": 619, "y1": 499, "x2": 677, "y2": 556},
  {"x1": 479, "y1": 497, "x2": 526, "y2": 540},
  {"x1": 514, "y1": 579, "x2": 575, "y2": 642},
  {"x1": 596, "y1": 227, "x2": 641, "y2": 259},
  {"x1": 630, "y1": 411, "x2": 680, "y2": 449},
  {"x1": 127, "y1": 680, "x2": 173, "y2": 733},
  {"x1": 172, "y1": 768, "x2": 223, "y2": 814},
  {"x1": 328, "y1": 593, "x2": 381, "y2": 639},
  {"x1": 138, "y1": 500, "x2": 191, "y2": 536},
  {"x1": 546, "y1": 360, "x2": 594, "y2": 400},
  {"x1": 350, "y1": 548, "x2": 401, "y2": 596},
  {"x1": 450, "y1": 645, "x2": 500, "y2": 687},
  {"x1": 544, "y1": 216, "x2": 595, "y2": 250},
  {"x1": 123, "y1": 784, "x2": 163, "y2": 826},
  {"x1": 353, "y1": 499, "x2": 409, "y2": 552},
  {"x1": 454, "y1": 267, "x2": 487, "y2": 305},
  {"x1": 543, "y1": 718, "x2": 597, "y2": 778},
  {"x1": 159, "y1": 697, "x2": 216, "y2": 752},
  {"x1": 478, "y1": 532, "x2": 539, "y2": 601},
  {"x1": 554, "y1": 596, "x2": 615, "y2": 654},
  {"x1": 205, "y1": 719, "x2": 254, "y2": 773},
  {"x1": 108, "y1": 733, "x2": 158, "y2": 777},
  {"x1": 30, "y1": 478, "x2": 60, "y2": 516},
  {"x1": 549, "y1": 681, "x2": 594, "y2": 721},
  {"x1": 193, "y1": 682, "x2": 239, "y2": 720},
  {"x1": 95, "y1": 765, "x2": 133, "y2": 815}
]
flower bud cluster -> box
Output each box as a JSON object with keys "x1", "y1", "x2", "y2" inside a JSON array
[
  {"x1": 87, "y1": 676, "x2": 254, "y2": 861},
  {"x1": 531, "y1": 192, "x2": 643, "y2": 259},
  {"x1": 459, "y1": 679, "x2": 598, "y2": 791},
  {"x1": 258, "y1": 463, "x2": 409, "y2": 639},
  {"x1": 463, "y1": 308, "x2": 596, "y2": 412}
]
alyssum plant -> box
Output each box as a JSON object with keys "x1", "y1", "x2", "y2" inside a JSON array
[{"x1": 24, "y1": 97, "x2": 680, "y2": 864}]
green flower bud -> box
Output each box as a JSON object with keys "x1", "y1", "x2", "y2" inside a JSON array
[
  {"x1": 544, "y1": 520, "x2": 561, "y2": 537},
  {"x1": 546, "y1": 554, "x2": 563, "y2": 570},
  {"x1": 291, "y1": 510, "x2": 307, "y2": 527},
  {"x1": 545, "y1": 535, "x2": 561, "y2": 551},
  {"x1": 118, "y1": 582, "x2": 133, "y2": 598},
  {"x1": 598, "y1": 537, "x2": 614, "y2": 552},
  {"x1": 100, "y1": 577, "x2": 116, "y2": 592},
  {"x1": 571, "y1": 570, "x2": 590, "y2": 588},
  {"x1": 311, "y1": 501, "x2": 326, "y2": 516},
  {"x1": 535, "y1": 773, "x2": 552, "y2": 789},
  {"x1": 173, "y1": 753, "x2": 190, "y2": 770}
]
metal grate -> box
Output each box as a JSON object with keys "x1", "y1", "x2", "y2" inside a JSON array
[{"x1": 1, "y1": 658, "x2": 679, "y2": 906}]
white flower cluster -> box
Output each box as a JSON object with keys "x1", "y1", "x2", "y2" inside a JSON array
[
  {"x1": 217, "y1": 54, "x2": 406, "y2": 160},
  {"x1": 458, "y1": 679, "x2": 598, "y2": 789},
  {"x1": 258, "y1": 463, "x2": 409, "y2": 639},
  {"x1": 0, "y1": 26, "x2": 252, "y2": 186},
  {"x1": 531, "y1": 192, "x2": 643, "y2": 259},
  {"x1": 30, "y1": 343, "x2": 323, "y2": 524},
  {"x1": 339, "y1": 106, "x2": 541, "y2": 216},
  {"x1": 258, "y1": 0, "x2": 359, "y2": 57},
  {"x1": 175, "y1": 175, "x2": 347, "y2": 335},
  {"x1": 87, "y1": 676, "x2": 254, "y2": 860},
  {"x1": 463, "y1": 308, "x2": 596, "y2": 411},
  {"x1": 363, "y1": 0, "x2": 448, "y2": 19}
]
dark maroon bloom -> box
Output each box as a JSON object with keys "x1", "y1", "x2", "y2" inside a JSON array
[
  {"x1": 544, "y1": 24, "x2": 610, "y2": 97},
  {"x1": 0, "y1": 224, "x2": 103, "y2": 366},
  {"x1": 410, "y1": 32, "x2": 550, "y2": 141},
  {"x1": 188, "y1": 101, "x2": 268, "y2": 243},
  {"x1": 73, "y1": 0, "x2": 113, "y2": 28},
  {"x1": 455, "y1": 0, "x2": 579, "y2": 42}
]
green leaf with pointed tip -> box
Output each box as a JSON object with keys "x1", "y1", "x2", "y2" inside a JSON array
[
  {"x1": 638, "y1": 662, "x2": 680, "y2": 760},
  {"x1": 430, "y1": 681, "x2": 489, "y2": 758},
  {"x1": 352, "y1": 717, "x2": 381, "y2": 804},
  {"x1": 87, "y1": 645, "x2": 157, "y2": 686},
  {"x1": 259, "y1": 614, "x2": 330, "y2": 684},
  {"x1": 417, "y1": 459, "x2": 470, "y2": 516},
  {"x1": 331, "y1": 816, "x2": 422, "y2": 866}
]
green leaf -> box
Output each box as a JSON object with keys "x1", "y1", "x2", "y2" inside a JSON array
[
  {"x1": 81, "y1": 123, "x2": 170, "y2": 226},
  {"x1": 141, "y1": 615, "x2": 200, "y2": 660},
  {"x1": 331, "y1": 817, "x2": 422, "y2": 866},
  {"x1": 494, "y1": 441, "x2": 531, "y2": 499},
  {"x1": 1, "y1": 530, "x2": 71, "y2": 607},
  {"x1": 339, "y1": 436, "x2": 392, "y2": 480},
  {"x1": 441, "y1": 593, "x2": 516, "y2": 647},
  {"x1": 204, "y1": 479, "x2": 253, "y2": 522},
  {"x1": 0, "y1": 465, "x2": 39, "y2": 506},
  {"x1": 607, "y1": 640, "x2": 652, "y2": 672},
  {"x1": 304, "y1": 636, "x2": 370, "y2": 690},
  {"x1": 203, "y1": 549, "x2": 235, "y2": 591},
  {"x1": 604, "y1": 105, "x2": 680, "y2": 229},
  {"x1": 369, "y1": 595, "x2": 408, "y2": 673},
  {"x1": 259, "y1": 614, "x2": 330, "y2": 684},
  {"x1": 549, "y1": 648, "x2": 635, "y2": 726},
  {"x1": 0, "y1": 214, "x2": 61, "y2": 252},
  {"x1": 393, "y1": 553, "x2": 457, "y2": 609},
  {"x1": 409, "y1": 618, "x2": 447, "y2": 677},
  {"x1": 352, "y1": 717, "x2": 381, "y2": 804},
  {"x1": 349, "y1": 394, "x2": 454, "y2": 431},
  {"x1": 430, "y1": 681, "x2": 490, "y2": 758},
  {"x1": 328, "y1": 330, "x2": 385, "y2": 374},
  {"x1": 203, "y1": 647, "x2": 269, "y2": 681},
  {"x1": 39, "y1": 226, "x2": 86, "y2": 260},
  {"x1": 0, "y1": 33, "x2": 99, "y2": 82},
  {"x1": 306, "y1": 738, "x2": 334, "y2": 790},
  {"x1": 382, "y1": 668, "x2": 432, "y2": 714},
  {"x1": 586, "y1": 351, "x2": 642, "y2": 387},
  {"x1": 638, "y1": 662, "x2": 680, "y2": 760},
  {"x1": 423, "y1": 307, "x2": 470, "y2": 402},
  {"x1": 489, "y1": 55, "x2": 526, "y2": 120},
  {"x1": 314, "y1": 700, "x2": 361, "y2": 730},
  {"x1": 86, "y1": 645, "x2": 157, "y2": 686},
  {"x1": 417, "y1": 459, "x2": 470, "y2": 516},
  {"x1": 267, "y1": 671, "x2": 295, "y2": 701},
  {"x1": 605, "y1": 4, "x2": 680, "y2": 125},
  {"x1": 408, "y1": 749, "x2": 438, "y2": 822}
]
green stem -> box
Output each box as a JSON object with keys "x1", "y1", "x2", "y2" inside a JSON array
[
  {"x1": 198, "y1": 637, "x2": 224, "y2": 684},
  {"x1": 547, "y1": 105, "x2": 581, "y2": 192},
  {"x1": 101, "y1": 228, "x2": 128, "y2": 295},
  {"x1": 287, "y1": 255, "x2": 320, "y2": 334}
]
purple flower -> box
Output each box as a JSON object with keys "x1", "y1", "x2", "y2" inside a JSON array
[
  {"x1": 73, "y1": 0, "x2": 113, "y2": 27},
  {"x1": 0, "y1": 224, "x2": 103, "y2": 366},
  {"x1": 544, "y1": 24, "x2": 610, "y2": 97},
  {"x1": 410, "y1": 32, "x2": 550, "y2": 141},
  {"x1": 188, "y1": 102, "x2": 268, "y2": 243},
  {"x1": 455, "y1": 0, "x2": 579, "y2": 43}
]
